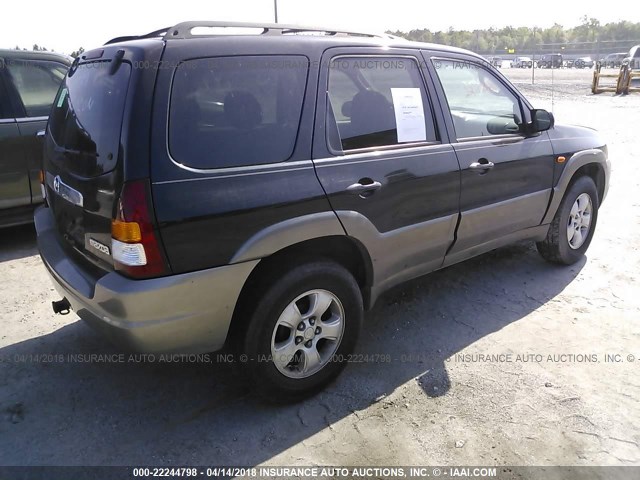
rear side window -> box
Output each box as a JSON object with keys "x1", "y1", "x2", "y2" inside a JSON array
[
  {"x1": 48, "y1": 62, "x2": 131, "y2": 177},
  {"x1": 169, "y1": 55, "x2": 308, "y2": 169},
  {"x1": 326, "y1": 57, "x2": 437, "y2": 152},
  {"x1": 6, "y1": 60, "x2": 67, "y2": 117}
]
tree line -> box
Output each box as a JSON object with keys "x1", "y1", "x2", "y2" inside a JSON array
[
  {"x1": 12, "y1": 18, "x2": 640, "y2": 57},
  {"x1": 387, "y1": 17, "x2": 640, "y2": 55},
  {"x1": 11, "y1": 44, "x2": 85, "y2": 58}
]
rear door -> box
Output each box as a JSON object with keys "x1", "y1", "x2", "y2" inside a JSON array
[
  {"x1": 425, "y1": 53, "x2": 555, "y2": 264},
  {"x1": 4, "y1": 57, "x2": 68, "y2": 204},
  {"x1": 0, "y1": 59, "x2": 31, "y2": 209},
  {"x1": 150, "y1": 48, "x2": 331, "y2": 274},
  {"x1": 312, "y1": 48, "x2": 460, "y2": 291}
]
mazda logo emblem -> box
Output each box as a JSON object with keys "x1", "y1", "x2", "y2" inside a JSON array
[{"x1": 53, "y1": 176, "x2": 61, "y2": 193}]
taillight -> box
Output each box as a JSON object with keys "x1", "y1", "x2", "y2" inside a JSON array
[{"x1": 111, "y1": 180, "x2": 168, "y2": 279}]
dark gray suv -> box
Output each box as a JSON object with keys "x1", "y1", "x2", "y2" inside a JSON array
[
  {"x1": 0, "y1": 49, "x2": 70, "y2": 227},
  {"x1": 36, "y1": 22, "x2": 610, "y2": 401}
]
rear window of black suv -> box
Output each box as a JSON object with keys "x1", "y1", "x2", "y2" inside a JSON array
[
  {"x1": 49, "y1": 62, "x2": 131, "y2": 177},
  {"x1": 168, "y1": 55, "x2": 308, "y2": 169}
]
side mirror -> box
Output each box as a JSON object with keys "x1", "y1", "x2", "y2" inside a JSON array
[{"x1": 531, "y1": 109, "x2": 554, "y2": 132}]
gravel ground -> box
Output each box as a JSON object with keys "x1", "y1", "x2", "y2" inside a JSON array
[{"x1": 1, "y1": 68, "x2": 639, "y2": 468}]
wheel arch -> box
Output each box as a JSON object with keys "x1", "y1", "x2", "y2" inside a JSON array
[
  {"x1": 567, "y1": 162, "x2": 606, "y2": 206},
  {"x1": 542, "y1": 149, "x2": 609, "y2": 224},
  {"x1": 225, "y1": 234, "x2": 374, "y2": 349}
]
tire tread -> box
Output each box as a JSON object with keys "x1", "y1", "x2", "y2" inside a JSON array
[{"x1": 536, "y1": 175, "x2": 599, "y2": 265}]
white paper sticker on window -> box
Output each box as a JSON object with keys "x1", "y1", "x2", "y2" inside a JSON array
[{"x1": 390, "y1": 88, "x2": 427, "y2": 143}]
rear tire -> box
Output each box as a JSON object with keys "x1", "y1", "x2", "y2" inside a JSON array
[
  {"x1": 537, "y1": 176, "x2": 599, "y2": 265},
  {"x1": 238, "y1": 260, "x2": 363, "y2": 402}
]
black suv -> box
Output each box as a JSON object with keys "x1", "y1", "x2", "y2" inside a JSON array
[
  {"x1": 36, "y1": 22, "x2": 610, "y2": 400},
  {"x1": 538, "y1": 54, "x2": 563, "y2": 69},
  {"x1": 0, "y1": 50, "x2": 70, "y2": 227}
]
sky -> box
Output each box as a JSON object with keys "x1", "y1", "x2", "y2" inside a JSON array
[{"x1": 3, "y1": 0, "x2": 640, "y2": 54}]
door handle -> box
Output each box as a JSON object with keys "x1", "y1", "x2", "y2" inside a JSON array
[
  {"x1": 36, "y1": 129, "x2": 46, "y2": 137},
  {"x1": 469, "y1": 159, "x2": 495, "y2": 172},
  {"x1": 346, "y1": 179, "x2": 382, "y2": 197}
]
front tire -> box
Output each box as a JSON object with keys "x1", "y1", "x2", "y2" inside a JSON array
[
  {"x1": 537, "y1": 176, "x2": 599, "y2": 265},
  {"x1": 239, "y1": 260, "x2": 363, "y2": 402}
]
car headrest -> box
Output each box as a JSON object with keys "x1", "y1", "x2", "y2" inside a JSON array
[{"x1": 349, "y1": 90, "x2": 395, "y2": 136}]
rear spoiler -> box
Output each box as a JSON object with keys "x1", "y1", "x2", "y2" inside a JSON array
[{"x1": 105, "y1": 27, "x2": 170, "y2": 45}]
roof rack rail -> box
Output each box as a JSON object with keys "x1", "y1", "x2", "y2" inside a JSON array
[
  {"x1": 163, "y1": 21, "x2": 381, "y2": 40},
  {"x1": 104, "y1": 27, "x2": 171, "y2": 45}
]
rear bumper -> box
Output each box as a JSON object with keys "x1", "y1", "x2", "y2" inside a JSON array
[{"x1": 35, "y1": 206, "x2": 258, "y2": 354}]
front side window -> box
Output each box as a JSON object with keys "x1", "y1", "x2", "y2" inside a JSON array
[
  {"x1": 432, "y1": 59, "x2": 523, "y2": 139},
  {"x1": 169, "y1": 55, "x2": 308, "y2": 169},
  {"x1": 327, "y1": 57, "x2": 437, "y2": 152},
  {"x1": 6, "y1": 60, "x2": 67, "y2": 117}
]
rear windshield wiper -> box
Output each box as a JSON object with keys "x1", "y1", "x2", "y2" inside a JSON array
[{"x1": 54, "y1": 145, "x2": 99, "y2": 158}]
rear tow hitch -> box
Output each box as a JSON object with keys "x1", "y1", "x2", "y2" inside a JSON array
[{"x1": 52, "y1": 298, "x2": 71, "y2": 315}]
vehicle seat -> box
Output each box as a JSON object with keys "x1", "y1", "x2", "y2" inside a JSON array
[{"x1": 343, "y1": 90, "x2": 397, "y2": 149}]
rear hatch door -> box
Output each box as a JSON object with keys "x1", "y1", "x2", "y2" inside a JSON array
[{"x1": 43, "y1": 52, "x2": 132, "y2": 271}]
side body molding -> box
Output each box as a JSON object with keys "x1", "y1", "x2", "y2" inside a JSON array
[
  {"x1": 228, "y1": 151, "x2": 609, "y2": 305},
  {"x1": 542, "y1": 148, "x2": 610, "y2": 225},
  {"x1": 336, "y1": 210, "x2": 458, "y2": 301},
  {"x1": 230, "y1": 210, "x2": 457, "y2": 308}
]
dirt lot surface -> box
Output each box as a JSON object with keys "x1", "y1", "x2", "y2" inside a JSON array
[{"x1": 1, "y1": 68, "x2": 639, "y2": 468}]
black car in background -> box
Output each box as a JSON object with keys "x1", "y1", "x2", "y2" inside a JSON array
[
  {"x1": 538, "y1": 54, "x2": 563, "y2": 69},
  {"x1": 0, "y1": 49, "x2": 70, "y2": 227}
]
